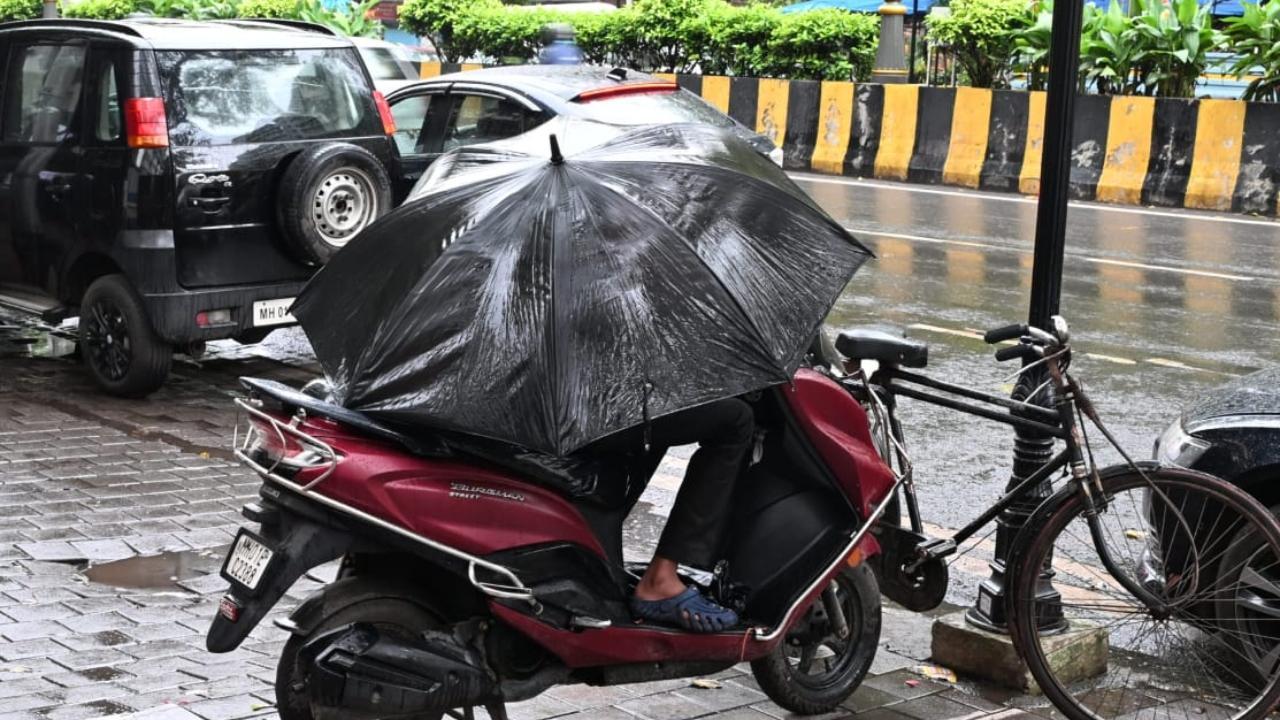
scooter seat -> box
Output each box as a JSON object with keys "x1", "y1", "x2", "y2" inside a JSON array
[
  {"x1": 835, "y1": 327, "x2": 928, "y2": 369},
  {"x1": 240, "y1": 377, "x2": 641, "y2": 508}
]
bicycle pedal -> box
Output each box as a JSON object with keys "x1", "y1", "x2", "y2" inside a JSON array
[{"x1": 914, "y1": 538, "x2": 957, "y2": 560}]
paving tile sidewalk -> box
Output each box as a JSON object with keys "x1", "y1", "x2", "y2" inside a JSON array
[{"x1": 0, "y1": 328, "x2": 1060, "y2": 720}]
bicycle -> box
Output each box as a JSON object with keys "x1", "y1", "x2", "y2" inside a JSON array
[{"x1": 831, "y1": 315, "x2": 1280, "y2": 720}]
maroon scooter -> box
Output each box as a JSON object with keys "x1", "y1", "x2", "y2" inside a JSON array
[{"x1": 206, "y1": 360, "x2": 901, "y2": 719}]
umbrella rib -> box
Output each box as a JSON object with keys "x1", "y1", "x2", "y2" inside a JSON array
[{"x1": 588, "y1": 172, "x2": 792, "y2": 382}]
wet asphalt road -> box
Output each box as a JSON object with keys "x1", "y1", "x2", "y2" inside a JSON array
[{"x1": 791, "y1": 173, "x2": 1280, "y2": 597}]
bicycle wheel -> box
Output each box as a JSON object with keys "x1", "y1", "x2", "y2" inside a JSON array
[{"x1": 1008, "y1": 465, "x2": 1280, "y2": 720}]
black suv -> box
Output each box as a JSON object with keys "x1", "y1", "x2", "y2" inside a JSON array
[{"x1": 0, "y1": 18, "x2": 400, "y2": 396}]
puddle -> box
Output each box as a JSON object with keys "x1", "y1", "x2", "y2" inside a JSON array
[{"x1": 83, "y1": 547, "x2": 227, "y2": 590}]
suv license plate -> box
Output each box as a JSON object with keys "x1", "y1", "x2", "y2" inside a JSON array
[
  {"x1": 252, "y1": 298, "x2": 295, "y2": 327},
  {"x1": 223, "y1": 531, "x2": 274, "y2": 591}
]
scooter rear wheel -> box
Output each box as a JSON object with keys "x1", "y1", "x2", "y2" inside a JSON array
[
  {"x1": 751, "y1": 563, "x2": 881, "y2": 714},
  {"x1": 276, "y1": 589, "x2": 444, "y2": 720}
]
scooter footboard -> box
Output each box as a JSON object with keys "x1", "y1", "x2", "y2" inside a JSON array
[{"x1": 207, "y1": 506, "x2": 353, "y2": 653}]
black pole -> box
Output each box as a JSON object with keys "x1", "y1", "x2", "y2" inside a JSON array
[
  {"x1": 1027, "y1": 0, "x2": 1086, "y2": 328},
  {"x1": 965, "y1": 0, "x2": 1084, "y2": 632},
  {"x1": 907, "y1": 0, "x2": 921, "y2": 84}
]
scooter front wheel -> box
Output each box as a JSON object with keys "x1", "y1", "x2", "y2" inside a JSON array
[
  {"x1": 751, "y1": 563, "x2": 881, "y2": 714},
  {"x1": 276, "y1": 583, "x2": 445, "y2": 720}
]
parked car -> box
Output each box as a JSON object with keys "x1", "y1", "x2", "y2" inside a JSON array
[
  {"x1": 352, "y1": 36, "x2": 422, "y2": 94},
  {"x1": 0, "y1": 18, "x2": 400, "y2": 397},
  {"x1": 385, "y1": 64, "x2": 783, "y2": 197},
  {"x1": 1153, "y1": 367, "x2": 1280, "y2": 682}
]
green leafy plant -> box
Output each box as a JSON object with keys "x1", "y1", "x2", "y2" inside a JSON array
[
  {"x1": 1079, "y1": 0, "x2": 1148, "y2": 94},
  {"x1": 1129, "y1": 0, "x2": 1220, "y2": 97},
  {"x1": 691, "y1": 3, "x2": 781, "y2": 76},
  {"x1": 1223, "y1": 0, "x2": 1280, "y2": 101},
  {"x1": 236, "y1": 0, "x2": 296, "y2": 18},
  {"x1": 297, "y1": 0, "x2": 382, "y2": 37},
  {"x1": 400, "y1": 0, "x2": 501, "y2": 62},
  {"x1": 762, "y1": 8, "x2": 878, "y2": 80},
  {"x1": 137, "y1": 0, "x2": 238, "y2": 19},
  {"x1": 453, "y1": 5, "x2": 560, "y2": 63},
  {"x1": 626, "y1": 0, "x2": 714, "y2": 73},
  {"x1": 62, "y1": 0, "x2": 135, "y2": 17},
  {"x1": 927, "y1": 0, "x2": 1030, "y2": 88},
  {"x1": 1013, "y1": 0, "x2": 1052, "y2": 90},
  {"x1": 571, "y1": 11, "x2": 628, "y2": 65},
  {"x1": 0, "y1": 0, "x2": 41, "y2": 21}
]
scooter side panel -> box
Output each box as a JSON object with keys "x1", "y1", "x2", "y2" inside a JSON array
[
  {"x1": 782, "y1": 369, "x2": 896, "y2": 518},
  {"x1": 295, "y1": 419, "x2": 607, "y2": 558},
  {"x1": 489, "y1": 602, "x2": 783, "y2": 667}
]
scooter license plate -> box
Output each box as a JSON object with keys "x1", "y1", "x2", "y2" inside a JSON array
[{"x1": 222, "y1": 530, "x2": 274, "y2": 592}]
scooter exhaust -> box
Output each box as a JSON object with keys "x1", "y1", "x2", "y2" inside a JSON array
[{"x1": 303, "y1": 623, "x2": 499, "y2": 718}]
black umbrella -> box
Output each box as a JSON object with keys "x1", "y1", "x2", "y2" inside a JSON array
[{"x1": 292, "y1": 122, "x2": 871, "y2": 456}]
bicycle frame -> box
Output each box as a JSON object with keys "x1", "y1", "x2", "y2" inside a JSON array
[
  {"x1": 861, "y1": 357, "x2": 1172, "y2": 615},
  {"x1": 863, "y1": 364, "x2": 1070, "y2": 556}
]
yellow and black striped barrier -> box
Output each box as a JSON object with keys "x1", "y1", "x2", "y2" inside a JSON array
[{"x1": 419, "y1": 62, "x2": 1279, "y2": 216}]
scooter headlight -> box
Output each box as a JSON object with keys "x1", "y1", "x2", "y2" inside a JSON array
[{"x1": 1154, "y1": 418, "x2": 1210, "y2": 468}]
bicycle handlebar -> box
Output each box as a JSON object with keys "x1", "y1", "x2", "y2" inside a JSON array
[
  {"x1": 994, "y1": 344, "x2": 1039, "y2": 363},
  {"x1": 984, "y1": 324, "x2": 1027, "y2": 344}
]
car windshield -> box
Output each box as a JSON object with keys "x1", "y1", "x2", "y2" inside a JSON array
[
  {"x1": 572, "y1": 89, "x2": 736, "y2": 128},
  {"x1": 157, "y1": 48, "x2": 374, "y2": 146},
  {"x1": 360, "y1": 47, "x2": 414, "y2": 81}
]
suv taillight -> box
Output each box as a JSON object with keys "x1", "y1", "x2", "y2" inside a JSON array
[
  {"x1": 373, "y1": 91, "x2": 396, "y2": 135},
  {"x1": 124, "y1": 98, "x2": 169, "y2": 149}
]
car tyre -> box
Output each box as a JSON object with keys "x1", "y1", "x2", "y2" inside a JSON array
[
  {"x1": 277, "y1": 143, "x2": 392, "y2": 265},
  {"x1": 79, "y1": 274, "x2": 172, "y2": 397}
]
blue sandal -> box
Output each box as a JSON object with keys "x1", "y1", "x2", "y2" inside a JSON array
[{"x1": 631, "y1": 586, "x2": 739, "y2": 633}]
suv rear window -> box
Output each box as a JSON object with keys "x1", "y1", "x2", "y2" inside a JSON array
[
  {"x1": 157, "y1": 48, "x2": 375, "y2": 146},
  {"x1": 574, "y1": 89, "x2": 736, "y2": 128}
]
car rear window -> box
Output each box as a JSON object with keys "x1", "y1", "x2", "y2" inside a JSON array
[
  {"x1": 360, "y1": 47, "x2": 414, "y2": 81},
  {"x1": 573, "y1": 89, "x2": 736, "y2": 128},
  {"x1": 157, "y1": 48, "x2": 376, "y2": 146}
]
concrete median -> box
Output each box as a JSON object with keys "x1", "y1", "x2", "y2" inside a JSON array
[{"x1": 417, "y1": 62, "x2": 1276, "y2": 216}]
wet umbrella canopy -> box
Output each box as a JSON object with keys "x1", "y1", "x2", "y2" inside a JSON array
[{"x1": 293, "y1": 122, "x2": 871, "y2": 456}]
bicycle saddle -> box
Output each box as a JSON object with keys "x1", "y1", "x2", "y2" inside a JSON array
[{"x1": 835, "y1": 327, "x2": 928, "y2": 368}]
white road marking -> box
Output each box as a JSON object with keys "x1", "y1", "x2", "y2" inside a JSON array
[
  {"x1": 1084, "y1": 353, "x2": 1138, "y2": 366},
  {"x1": 794, "y1": 172, "x2": 1280, "y2": 229},
  {"x1": 908, "y1": 323, "x2": 984, "y2": 341},
  {"x1": 850, "y1": 228, "x2": 1257, "y2": 282},
  {"x1": 1084, "y1": 257, "x2": 1251, "y2": 282}
]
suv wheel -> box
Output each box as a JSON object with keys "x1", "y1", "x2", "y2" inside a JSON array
[
  {"x1": 277, "y1": 143, "x2": 392, "y2": 265},
  {"x1": 79, "y1": 275, "x2": 172, "y2": 397}
]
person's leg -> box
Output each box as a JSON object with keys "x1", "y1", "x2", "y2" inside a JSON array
[{"x1": 633, "y1": 398, "x2": 754, "y2": 602}]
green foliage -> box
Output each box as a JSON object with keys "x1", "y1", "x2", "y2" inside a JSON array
[
  {"x1": 298, "y1": 0, "x2": 382, "y2": 37},
  {"x1": 1079, "y1": 1, "x2": 1145, "y2": 94},
  {"x1": 690, "y1": 3, "x2": 782, "y2": 76},
  {"x1": 454, "y1": 5, "x2": 561, "y2": 64},
  {"x1": 927, "y1": 0, "x2": 1030, "y2": 88},
  {"x1": 571, "y1": 11, "x2": 632, "y2": 65},
  {"x1": 1224, "y1": 0, "x2": 1280, "y2": 101},
  {"x1": 136, "y1": 0, "x2": 237, "y2": 19},
  {"x1": 0, "y1": 0, "x2": 40, "y2": 21},
  {"x1": 412, "y1": 0, "x2": 876, "y2": 80},
  {"x1": 763, "y1": 9, "x2": 878, "y2": 80},
  {"x1": 1129, "y1": 0, "x2": 1220, "y2": 97},
  {"x1": 400, "y1": 0, "x2": 501, "y2": 62},
  {"x1": 1013, "y1": 0, "x2": 1052, "y2": 91},
  {"x1": 625, "y1": 0, "x2": 711, "y2": 73},
  {"x1": 63, "y1": 0, "x2": 135, "y2": 17},
  {"x1": 235, "y1": 0, "x2": 296, "y2": 18}
]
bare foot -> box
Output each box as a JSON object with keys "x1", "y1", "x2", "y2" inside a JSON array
[{"x1": 634, "y1": 556, "x2": 687, "y2": 601}]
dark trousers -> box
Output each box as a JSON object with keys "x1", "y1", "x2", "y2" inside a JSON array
[{"x1": 646, "y1": 398, "x2": 755, "y2": 570}]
